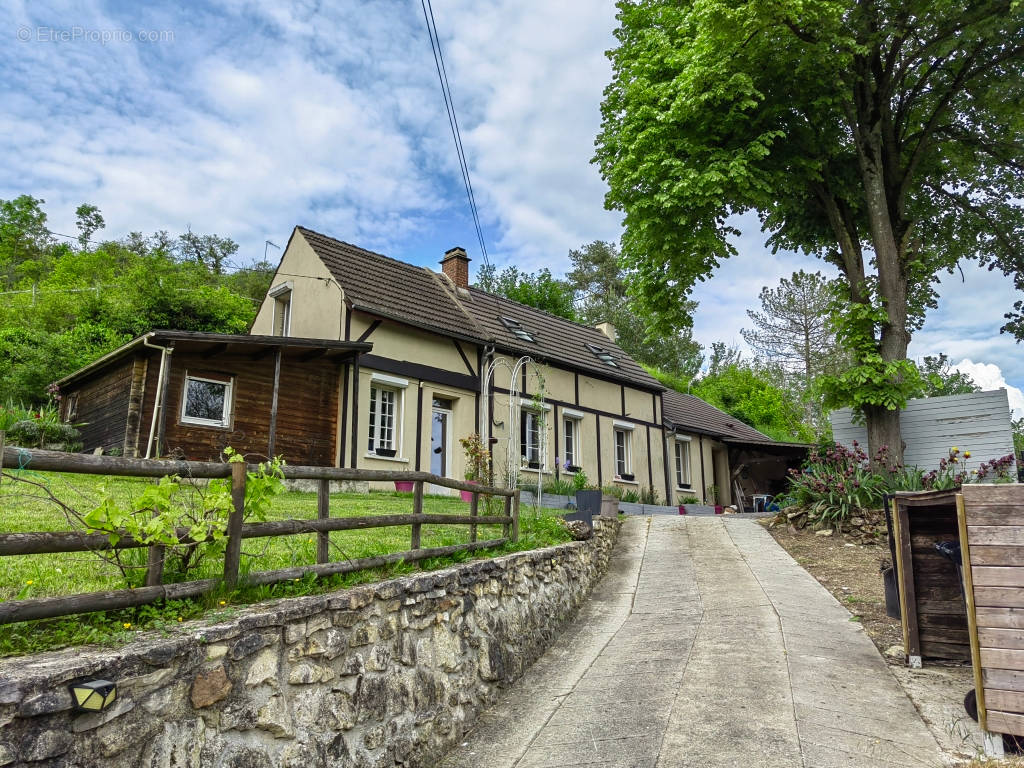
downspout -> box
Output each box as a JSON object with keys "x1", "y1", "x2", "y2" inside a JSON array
[
  {"x1": 143, "y1": 335, "x2": 172, "y2": 459},
  {"x1": 698, "y1": 434, "x2": 706, "y2": 504}
]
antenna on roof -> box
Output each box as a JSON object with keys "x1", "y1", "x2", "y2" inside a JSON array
[{"x1": 264, "y1": 240, "x2": 280, "y2": 261}]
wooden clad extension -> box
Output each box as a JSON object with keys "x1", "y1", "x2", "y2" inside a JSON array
[{"x1": 960, "y1": 484, "x2": 1024, "y2": 738}]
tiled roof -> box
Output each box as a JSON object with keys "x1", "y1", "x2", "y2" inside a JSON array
[
  {"x1": 297, "y1": 226, "x2": 663, "y2": 391},
  {"x1": 297, "y1": 227, "x2": 484, "y2": 342},
  {"x1": 662, "y1": 390, "x2": 772, "y2": 442},
  {"x1": 461, "y1": 288, "x2": 663, "y2": 390}
]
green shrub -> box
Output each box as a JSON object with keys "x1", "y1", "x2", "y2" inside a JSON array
[
  {"x1": 541, "y1": 477, "x2": 575, "y2": 496},
  {"x1": 787, "y1": 442, "x2": 887, "y2": 525},
  {"x1": 6, "y1": 418, "x2": 81, "y2": 450},
  {"x1": 639, "y1": 486, "x2": 661, "y2": 505}
]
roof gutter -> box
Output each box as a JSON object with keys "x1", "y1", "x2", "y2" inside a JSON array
[{"x1": 143, "y1": 334, "x2": 172, "y2": 459}]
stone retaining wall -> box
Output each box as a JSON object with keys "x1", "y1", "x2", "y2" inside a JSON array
[{"x1": 0, "y1": 519, "x2": 619, "y2": 768}]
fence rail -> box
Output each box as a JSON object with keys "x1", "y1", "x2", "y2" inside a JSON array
[{"x1": 0, "y1": 446, "x2": 520, "y2": 625}]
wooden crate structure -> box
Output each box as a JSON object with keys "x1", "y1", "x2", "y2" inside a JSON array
[
  {"x1": 959, "y1": 484, "x2": 1024, "y2": 750},
  {"x1": 891, "y1": 490, "x2": 972, "y2": 667}
]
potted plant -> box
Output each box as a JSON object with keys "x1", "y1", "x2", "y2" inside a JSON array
[
  {"x1": 459, "y1": 433, "x2": 490, "y2": 503},
  {"x1": 375, "y1": 447, "x2": 397, "y2": 458}
]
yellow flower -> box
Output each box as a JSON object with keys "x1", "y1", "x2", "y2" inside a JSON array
[
  {"x1": 123, "y1": 622, "x2": 131, "y2": 629},
  {"x1": 177, "y1": 616, "x2": 183, "y2": 622},
  {"x1": 951, "y1": 446, "x2": 960, "y2": 454},
  {"x1": 25, "y1": 580, "x2": 33, "y2": 586},
  {"x1": 964, "y1": 451, "x2": 971, "y2": 459},
  {"x1": 218, "y1": 600, "x2": 226, "y2": 606}
]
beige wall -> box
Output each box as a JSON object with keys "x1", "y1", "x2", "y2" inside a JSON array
[
  {"x1": 353, "y1": 365, "x2": 478, "y2": 492},
  {"x1": 251, "y1": 232, "x2": 345, "y2": 340},
  {"x1": 351, "y1": 314, "x2": 472, "y2": 372},
  {"x1": 663, "y1": 432, "x2": 732, "y2": 506}
]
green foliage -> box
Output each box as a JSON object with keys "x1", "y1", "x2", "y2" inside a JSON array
[
  {"x1": 692, "y1": 361, "x2": 814, "y2": 443},
  {"x1": 568, "y1": 240, "x2": 703, "y2": 379},
  {"x1": 571, "y1": 469, "x2": 590, "y2": 492},
  {"x1": 81, "y1": 452, "x2": 285, "y2": 585},
  {"x1": 595, "y1": 0, "x2": 1024, "y2": 456},
  {"x1": 0, "y1": 196, "x2": 264, "y2": 404},
  {"x1": 1013, "y1": 417, "x2": 1024, "y2": 461},
  {"x1": 679, "y1": 495, "x2": 701, "y2": 505},
  {"x1": 458, "y1": 433, "x2": 491, "y2": 482},
  {"x1": 639, "y1": 486, "x2": 660, "y2": 505},
  {"x1": 819, "y1": 302, "x2": 924, "y2": 414},
  {"x1": 918, "y1": 354, "x2": 980, "y2": 397},
  {"x1": 541, "y1": 477, "x2": 576, "y2": 496},
  {"x1": 475, "y1": 263, "x2": 577, "y2": 320},
  {"x1": 787, "y1": 443, "x2": 889, "y2": 526}
]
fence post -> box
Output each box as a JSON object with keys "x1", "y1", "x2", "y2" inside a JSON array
[
  {"x1": 469, "y1": 491, "x2": 478, "y2": 543},
  {"x1": 512, "y1": 489, "x2": 520, "y2": 543},
  {"x1": 503, "y1": 494, "x2": 512, "y2": 540},
  {"x1": 145, "y1": 509, "x2": 165, "y2": 587},
  {"x1": 411, "y1": 480, "x2": 423, "y2": 549},
  {"x1": 223, "y1": 461, "x2": 247, "y2": 588},
  {"x1": 317, "y1": 479, "x2": 330, "y2": 564}
]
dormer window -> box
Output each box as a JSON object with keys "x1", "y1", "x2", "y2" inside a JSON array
[
  {"x1": 500, "y1": 317, "x2": 537, "y2": 343},
  {"x1": 586, "y1": 342, "x2": 618, "y2": 367}
]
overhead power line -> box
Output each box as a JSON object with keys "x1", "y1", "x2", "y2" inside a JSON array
[{"x1": 420, "y1": 0, "x2": 490, "y2": 267}]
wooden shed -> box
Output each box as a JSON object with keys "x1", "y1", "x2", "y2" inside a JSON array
[
  {"x1": 55, "y1": 331, "x2": 371, "y2": 466},
  {"x1": 959, "y1": 484, "x2": 1024, "y2": 754},
  {"x1": 890, "y1": 489, "x2": 972, "y2": 667}
]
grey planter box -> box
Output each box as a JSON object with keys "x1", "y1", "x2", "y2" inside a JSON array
[
  {"x1": 681, "y1": 504, "x2": 719, "y2": 516},
  {"x1": 519, "y1": 491, "x2": 573, "y2": 509}
]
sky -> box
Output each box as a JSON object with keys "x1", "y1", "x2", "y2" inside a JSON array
[{"x1": 2, "y1": 0, "x2": 1021, "y2": 416}]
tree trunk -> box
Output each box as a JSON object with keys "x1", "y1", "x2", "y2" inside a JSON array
[{"x1": 864, "y1": 404, "x2": 903, "y2": 471}]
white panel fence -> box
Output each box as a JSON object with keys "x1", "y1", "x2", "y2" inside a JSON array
[{"x1": 830, "y1": 389, "x2": 1016, "y2": 473}]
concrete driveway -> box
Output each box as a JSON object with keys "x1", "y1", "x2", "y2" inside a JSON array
[{"x1": 439, "y1": 516, "x2": 947, "y2": 768}]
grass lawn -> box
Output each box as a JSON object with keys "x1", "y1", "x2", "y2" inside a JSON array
[{"x1": 0, "y1": 469, "x2": 571, "y2": 656}]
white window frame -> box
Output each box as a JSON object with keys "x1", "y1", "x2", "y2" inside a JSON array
[
  {"x1": 614, "y1": 426, "x2": 633, "y2": 478},
  {"x1": 674, "y1": 435, "x2": 692, "y2": 488},
  {"x1": 269, "y1": 282, "x2": 293, "y2": 337},
  {"x1": 563, "y1": 412, "x2": 583, "y2": 469},
  {"x1": 367, "y1": 385, "x2": 403, "y2": 457},
  {"x1": 181, "y1": 374, "x2": 233, "y2": 428},
  {"x1": 522, "y1": 409, "x2": 544, "y2": 469}
]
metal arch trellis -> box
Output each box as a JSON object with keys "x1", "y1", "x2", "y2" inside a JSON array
[{"x1": 481, "y1": 355, "x2": 547, "y2": 507}]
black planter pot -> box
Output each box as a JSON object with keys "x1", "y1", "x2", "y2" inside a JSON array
[
  {"x1": 575, "y1": 489, "x2": 602, "y2": 517},
  {"x1": 375, "y1": 448, "x2": 397, "y2": 458},
  {"x1": 619, "y1": 473, "x2": 635, "y2": 482}
]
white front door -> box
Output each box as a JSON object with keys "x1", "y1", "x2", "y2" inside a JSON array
[{"x1": 429, "y1": 398, "x2": 454, "y2": 495}]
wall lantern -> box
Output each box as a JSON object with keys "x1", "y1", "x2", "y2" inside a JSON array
[{"x1": 69, "y1": 679, "x2": 117, "y2": 712}]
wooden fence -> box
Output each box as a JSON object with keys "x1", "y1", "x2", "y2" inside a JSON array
[{"x1": 0, "y1": 447, "x2": 520, "y2": 625}]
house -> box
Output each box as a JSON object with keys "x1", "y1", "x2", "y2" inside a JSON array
[
  {"x1": 246, "y1": 226, "x2": 805, "y2": 503},
  {"x1": 56, "y1": 226, "x2": 806, "y2": 506}
]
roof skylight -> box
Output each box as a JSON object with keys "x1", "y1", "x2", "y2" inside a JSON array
[
  {"x1": 586, "y1": 343, "x2": 618, "y2": 367},
  {"x1": 500, "y1": 317, "x2": 537, "y2": 343}
]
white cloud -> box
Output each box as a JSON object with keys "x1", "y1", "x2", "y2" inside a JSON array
[
  {"x1": 952, "y1": 360, "x2": 1024, "y2": 419},
  {"x1": 1, "y1": 0, "x2": 1021, "y2": 401}
]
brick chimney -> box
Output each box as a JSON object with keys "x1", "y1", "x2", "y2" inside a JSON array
[
  {"x1": 440, "y1": 247, "x2": 470, "y2": 289},
  {"x1": 595, "y1": 321, "x2": 617, "y2": 342}
]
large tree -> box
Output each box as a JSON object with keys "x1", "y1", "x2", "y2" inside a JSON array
[{"x1": 595, "y1": 0, "x2": 1024, "y2": 464}]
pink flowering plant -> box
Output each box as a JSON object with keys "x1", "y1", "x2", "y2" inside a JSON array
[{"x1": 787, "y1": 441, "x2": 889, "y2": 525}]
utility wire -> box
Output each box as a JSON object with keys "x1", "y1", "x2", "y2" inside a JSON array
[{"x1": 420, "y1": 0, "x2": 490, "y2": 267}]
